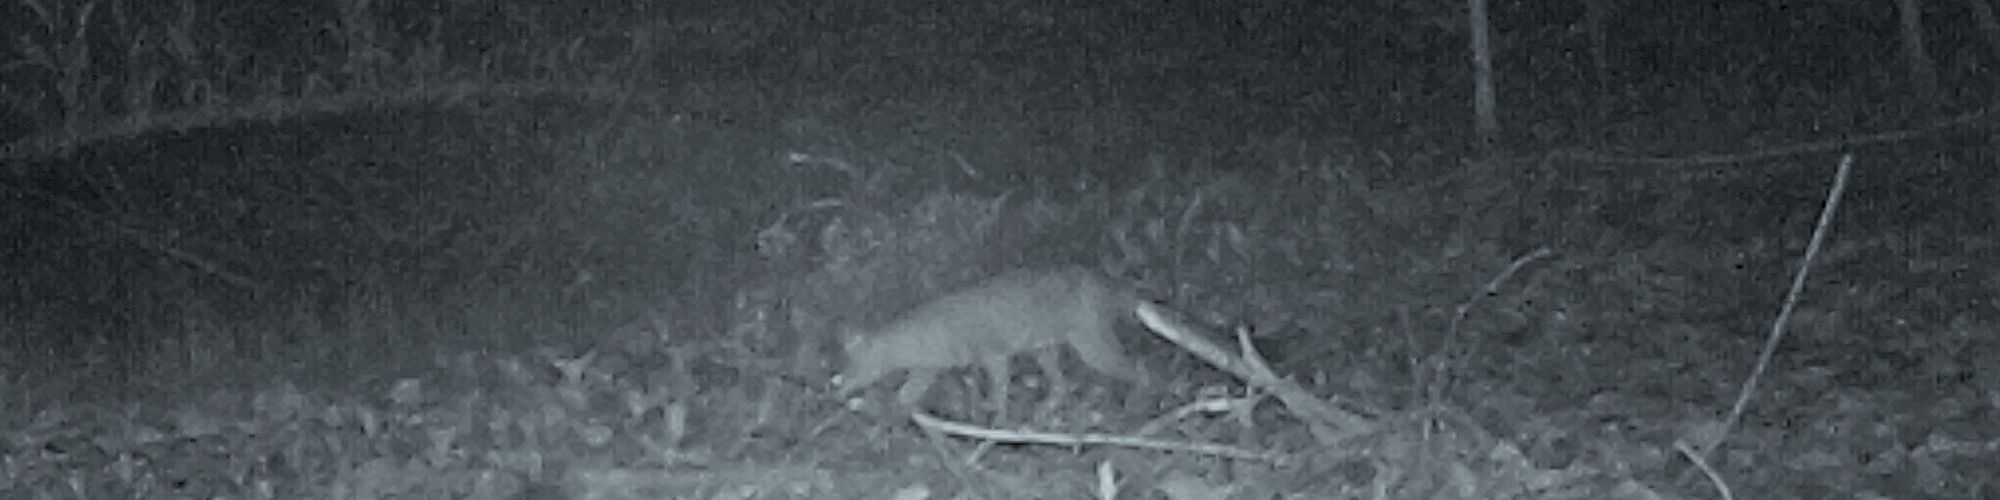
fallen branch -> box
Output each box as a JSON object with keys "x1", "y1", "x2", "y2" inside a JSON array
[{"x1": 1134, "y1": 301, "x2": 1374, "y2": 444}]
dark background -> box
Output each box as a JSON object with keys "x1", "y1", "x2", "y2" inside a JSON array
[{"x1": 2, "y1": 0, "x2": 1996, "y2": 498}]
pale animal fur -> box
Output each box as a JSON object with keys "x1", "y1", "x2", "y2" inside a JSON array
[{"x1": 836, "y1": 266, "x2": 1147, "y2": 423}]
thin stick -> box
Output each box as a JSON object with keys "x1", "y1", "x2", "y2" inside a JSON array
[
  {"x1": 1133, "y1": 396, "x2": 1261, "y2": 437},
  {"x1": 1436, "y1": 248, "x2": 1553, "y2": 404},
  {"x1": 2, "y1": 181, "x2": 269, "y2": 293},
  {"x1": 1701, "y1": 154, "x2": 1854, "y2": 459},
  {"x1": 910, "y1": 411, "x2": 1285, "y2": 464},
  {"x1": 1447, "y1": 247, "x2": 1554, "y2": 342},
  {"x1": 1550, "y1": 107, "x2": 1993, "y2": 168}
]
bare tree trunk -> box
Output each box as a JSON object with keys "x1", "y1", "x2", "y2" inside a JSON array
[
  {"x1": 1585, "y1": 0, "x2": 1612, "y2": 125},
  {"x1": 1963, "y1": 0, "x2": 2000, "y2": 63},
  {"x1": 1468, "y1": 0, "x2": 1499, "y2": 155},
  {"x1": 1895, "y1": 0, "x2": 1941, "y2": 110}
]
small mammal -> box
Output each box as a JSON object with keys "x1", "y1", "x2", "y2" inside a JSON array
[{"x1": 835, "y1": 266, "x2": 1149, "y2": 423}]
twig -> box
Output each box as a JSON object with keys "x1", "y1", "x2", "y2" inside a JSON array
[
  {"x1": 1697, "y1": 154, "x2": 1853, "y2": 460},
  {"x1": 1674, "y1": 439, "x2": 1735, "y2": 500},
  {"x1": 910, "y1": 411, "x2": 1285, "y2": 464},
  {"x1": 1133, "y1": 395, "x2": 1262, "y2": 437},
  {"x1": 1, "y1": 181, "x2": 269, "y2": 293},
  {"x1": 1435, "y1": 248, "x2": 1553, "y2": 406},
  {"x1": 1447, "y1": 247, "x2": 1554, "y2": 343}
]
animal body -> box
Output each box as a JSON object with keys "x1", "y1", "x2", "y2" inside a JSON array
[{"x1": 835, "y1": 266, "x2": 1149, "y2": 423}]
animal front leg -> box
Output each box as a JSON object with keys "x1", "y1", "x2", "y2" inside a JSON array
[{"x1": 981, "y1": 356, "x2": 1013, "y2": 425}]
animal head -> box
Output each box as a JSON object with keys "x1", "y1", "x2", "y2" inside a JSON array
[{"x1": 832, "y1": 325, "x2": 880, "y2": 396}]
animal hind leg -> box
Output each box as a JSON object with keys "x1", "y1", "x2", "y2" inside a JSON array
[{"x1": 1031, "y1": 349, "x2": 1069, "y2": 421}]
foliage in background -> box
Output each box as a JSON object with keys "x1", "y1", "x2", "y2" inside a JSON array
[{"x1": 1, "y1": 0, "x2": 1995, "y2": 497}]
